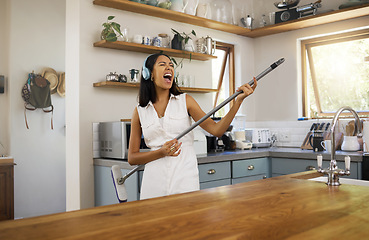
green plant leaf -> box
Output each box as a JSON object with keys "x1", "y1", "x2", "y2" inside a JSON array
[
  {"x1": 171, "y1": 28, "x2": 181, "y2": 36},
  {"x1": 106, "y1": 32, "x2": 117, "y2": 42},
  {"x1": 111, "y1": 22, "x2": 123, "y2": 36},
  {"x1": 191, "y1": 30, "x2": 196, "y2": 36},
  {"x1": 108, "y1": 16, "x2": 115, "y2": 20}
]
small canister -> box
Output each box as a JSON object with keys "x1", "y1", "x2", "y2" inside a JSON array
[
  {"x1": 205, "y1": 35, "x2": 216, "y2": 55},
  {"x1": 158, "y1": 33, "x2": 170, "y2": 48},
  {"x1": 152, "y1": 36, "x2": 162, "y2": 47}
]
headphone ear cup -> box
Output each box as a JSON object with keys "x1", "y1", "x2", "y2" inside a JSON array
[{"x1": 142, "y1": 66, "x2": 150, "y2": 80}]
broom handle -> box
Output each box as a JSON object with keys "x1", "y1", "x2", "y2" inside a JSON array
[{"x1": 123, "y1": 58, "x2": 285, "y2": 181}]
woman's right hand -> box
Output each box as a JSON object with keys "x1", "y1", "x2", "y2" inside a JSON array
[{"x1": 161, "y1": 139, "x2": 182, "y2": 157}]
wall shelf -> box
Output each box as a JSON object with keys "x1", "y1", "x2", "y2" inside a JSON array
[
  {"x1": 93, "y1": 40, "x2": 216, "y2": 60},
  {"x1": 93, "y1": 81, "x2": 217, "y2": 93},
  {"x1": 93, "y1": 0, "x2": 369, "y2": 38}
]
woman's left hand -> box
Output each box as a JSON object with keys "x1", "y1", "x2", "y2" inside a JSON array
[{"x1": 236, "y1": 77, "x2": 257, "y2": 102}]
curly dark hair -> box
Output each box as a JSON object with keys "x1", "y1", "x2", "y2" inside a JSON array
[{"x1": 138, "y1": 53, "x2": 182, "y2": 107}]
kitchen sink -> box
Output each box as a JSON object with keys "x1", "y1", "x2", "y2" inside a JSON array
[{"x1": 309, "y1": 176, "x2": 369, "y2": 187}]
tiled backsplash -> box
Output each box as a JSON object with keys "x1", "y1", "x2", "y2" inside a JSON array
[
  {"x1": 93, "y1": 119, "x2": 356, "y2": 158},
  {"x1": 246, "y1": 120, "x2": 330, "y2": 148}
]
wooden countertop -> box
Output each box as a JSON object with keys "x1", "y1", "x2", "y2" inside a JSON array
[{"x1": 1, "y1": 171, "x2": 369, "y2": 239}]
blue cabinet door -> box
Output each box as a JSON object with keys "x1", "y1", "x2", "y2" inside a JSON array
[{"x1": 271, "y1": 158, "x2": 359, "y2": 179}]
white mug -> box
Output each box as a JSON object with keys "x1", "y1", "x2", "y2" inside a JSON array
[
  {"x1": 143, "y1": 36, "x2": 151, "y2": 45},
  {"x1": 133, "y1": 35, "x2": 143, "y2": 44},
  {"x1": 321, "y1": 139, "x2": 332, "y2": 153}
]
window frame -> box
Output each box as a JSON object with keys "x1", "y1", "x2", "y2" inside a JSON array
[
  {"x1": 301, "y1": 28, "x2": 369, "y2": 118},
  {"x1": 213, "y1": 42, "x2": 235, "y2": 109}
]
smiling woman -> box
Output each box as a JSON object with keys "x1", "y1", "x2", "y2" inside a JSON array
[{"x1": 301, "y1": 28, "x2": 369, "y2": 118}]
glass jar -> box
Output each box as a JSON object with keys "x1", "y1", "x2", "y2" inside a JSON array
[{"x1": 210, "y1": 0, "x2": 233, "y2": 24}]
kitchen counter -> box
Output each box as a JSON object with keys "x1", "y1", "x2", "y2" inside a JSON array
[
  {"x1": 1, "y1": 171, "x2": 369, "y2": 239},
  {"x1": 94, "y1": 147, "x2": 363, "y2": 168}
]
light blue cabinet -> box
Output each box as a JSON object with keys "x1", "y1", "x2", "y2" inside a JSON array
[
  {"x1": 94, "y1": 165, "x2": 138, "y2": 206},
  {"x1": 199, "y1": 162, "x2": 231, "y2": 189},
  {"x1": 232, "y1": 157, "x2": 270, "y2": 184},
  {"x1": 94, "y1": 155, "x2": 361, "y2": 207},
  {"x1": 271, "y1": 158, "x2": 359, "y2": 179}
]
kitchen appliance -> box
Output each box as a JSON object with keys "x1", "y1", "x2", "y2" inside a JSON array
[
  {"x1": 274, "y1": 0, "x2": 321, "y2": 23},
  {"x1": 274, "y1": 0, "x2": 300, "y2": 23},
  {"x1": 193, "y1": 129, "x2": 207, "y2": 155},
  {"x1": 245, "y1": 128, "x2": 272, "y2": 148},
  {"x1": 234, "y1": 130, "x2": 252, "y2": 150},
  {"x1": 235, "y1": 140, "x2": 253, "y2": 150},
  {"x1": 206, "y1": 135, "x2": 225, "y2": 152},
  {"x1": 99, "y1": 121, "x2": 148, "y2": 159}
]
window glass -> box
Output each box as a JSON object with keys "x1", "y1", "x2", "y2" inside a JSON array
[
  {"x1": 212, "y1": 49, "x2": 229, "y2": 117},
  {"x1": 303, "y1": 30, "x2": 369, "y2": 117}
]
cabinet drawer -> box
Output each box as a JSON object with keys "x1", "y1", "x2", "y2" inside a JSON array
[
  {"x1": 232, "y1": 158, "x2": 270, "y2": 178},
  {"x1": 200, "y1": 179, "x2": 231, "y2": 190},
  {"x1": 198, "y1": 162, "x2": 231, "y2": 183},
  {"x1": 271, "y1": 158, "x2": 358, "y2": 179}
]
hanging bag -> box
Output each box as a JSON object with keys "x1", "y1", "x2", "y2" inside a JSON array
[{"x1": 21, "y1": 72, "x2": 54, "y2": 129}]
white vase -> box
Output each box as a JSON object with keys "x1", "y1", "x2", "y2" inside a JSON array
[
  {"x1": 184, "y1": 38, "x2": 194, "y2": 52},
  {"x1": 341, "y1": 136, "x2": 360, "y2": 151}
]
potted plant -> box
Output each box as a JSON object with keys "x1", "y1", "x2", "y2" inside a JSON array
[
  {"x1": 171, "y1": 28, "x2": 196, "y2": 50},
  {"x1": 101, "y1": 16, "x2": 123, "y2": 42}
]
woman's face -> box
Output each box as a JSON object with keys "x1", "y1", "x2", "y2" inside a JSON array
[{"x1": 151, "y1": 55, "x2": 175, "y2": 89}]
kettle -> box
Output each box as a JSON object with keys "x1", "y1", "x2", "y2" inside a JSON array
[{"x1": 205, "y1": 36, "x2": 216, "y2": 55}]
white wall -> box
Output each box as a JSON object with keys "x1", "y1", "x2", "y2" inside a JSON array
[{"x1": 4, "y1": 0, "x2": 66, "y2": 218}]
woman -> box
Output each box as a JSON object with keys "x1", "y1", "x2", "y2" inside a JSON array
[{"x1": 128, "y1": 53, "x2": 257, "y2": 200}]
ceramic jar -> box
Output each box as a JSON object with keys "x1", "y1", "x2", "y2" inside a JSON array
[{"x1": 341, "y1": 136, "x2": 360, "y2": 151}]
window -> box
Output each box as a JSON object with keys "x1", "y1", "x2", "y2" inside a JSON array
[
  {"x1": 301, "y1": 29, "x2": 369, "y2": 118},
  {"x1": 212, "y1": 42, "x2": 235, "y2": 117}
]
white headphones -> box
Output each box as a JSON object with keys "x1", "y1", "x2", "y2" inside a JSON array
[
  {"x1": 142, "y1": 54, "x2": 176, "y2": 81},
  {"x1": 142, "y1": 55, "x2": 152, "y2": 81}
]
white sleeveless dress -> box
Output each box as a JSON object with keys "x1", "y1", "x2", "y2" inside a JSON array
[{"x1": 137, "y1": 93, "x2": 200, "y2": 200}]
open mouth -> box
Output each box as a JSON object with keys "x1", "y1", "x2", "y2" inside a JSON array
[{"x1": 163, "y1": 73, "x2": 173, "y2": 83}]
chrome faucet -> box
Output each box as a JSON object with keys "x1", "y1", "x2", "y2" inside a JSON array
[{"x1": 317, "y1": 106, "x2": 362, "y2": 186}]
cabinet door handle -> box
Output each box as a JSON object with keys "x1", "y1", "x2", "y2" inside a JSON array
[
  {"x1": 207, "y1": 169, "x2": 216, "y2": 174},
  {"x1": 306, "y1": 166, "x2": 316, "y2": 171},
  {"x1": 247, "y1": 165, "x2": 254, "y2": 170}
]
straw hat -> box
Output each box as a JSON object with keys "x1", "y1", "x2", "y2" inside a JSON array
[
  {"x1": 42, "y1": 67, "x2": 58, "y2": 94},
  {"x1": 57, "y1": 72, "x2": 65, "y2": 97}
]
